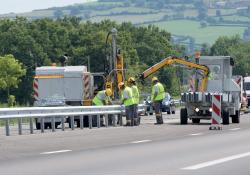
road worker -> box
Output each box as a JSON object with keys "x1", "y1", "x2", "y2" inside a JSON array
[
  {"x1": 118, "y1": 82, "x2": 135, "y2": 126},
  {"x1": 128, "y1": 77, "x2": 140, "y2": 126},
  {"x1": 151, "y1": 77, "x2": 165, "y2": 124},
  {"x1": 92, "y1": 88, "x2": 112, "y2": 106},
  {"x1": 92, "y1": 89, "x2": 112, "y2": 126}
]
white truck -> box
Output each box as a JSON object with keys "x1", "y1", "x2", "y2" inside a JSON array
[
  {"x1": 33, "y1": 65, "x2": 95, "y2": 129},
  {"x1": 181, "y1": 56, "x2": 241, "y2": 125}
]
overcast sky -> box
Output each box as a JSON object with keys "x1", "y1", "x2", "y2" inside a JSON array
[{"x1": 0, "y1": 0, "x2": 97, "y2": 14}]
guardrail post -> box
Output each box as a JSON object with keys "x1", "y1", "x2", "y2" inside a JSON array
[
  {"x1": 97, "y1": 115, "x2": 101, "y2": 128},
  {"x1": 5, "y1": 119, "x2": 10, "y2": 136},
  {"x1": 52, "y1": 117, "x2": 56, "y2": 132},
  {"x1": 29, "y1": 118, "x2": 34, "y2": 134},
  {"x1": 18, "y1": 118, "x2": 22, "y2": 135},
  {"x1": 70, "y1": 116, "x2": 75, "y2": 130},
  {"x1": 41, "y1": 118, "x2": 45, "y2": 133},
  {"x1": 61, "y1": 117, "x2": 65, "y2": 131},
  {"x1": 80, "y1": 115, "x2": 84, "y2": 129},
  {"x1": 88, "y1": 115, "x2": 92, "y2": 129},
  {"x1": 105, "y1": 114, "x2": 108, "y2": 128}
]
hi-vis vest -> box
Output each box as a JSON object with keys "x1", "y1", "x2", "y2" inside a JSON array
[
  {"x1": 131, "y1": 85, "x2": 140, "y2": 104},
  {"x1": 151, "y1": 82, "x2": 165, "y2": 102},
  {"x1": 93, "y1": 90, "x2": 107, "y2": 106},
  {"x1": 121, "y1": 87, "x2": 134, "y2": 106}
]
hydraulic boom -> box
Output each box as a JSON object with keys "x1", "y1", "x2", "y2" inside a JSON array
[{"x1": 139, "y1": 56, "x2": 209, "y2": 92}]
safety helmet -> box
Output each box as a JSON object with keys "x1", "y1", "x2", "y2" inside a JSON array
[
  {"x1": 128, "y1": 77, "x2": 135, "y2": 83},
  {"x1": 118, "y1": 82, "x2": 125, "y2": 89},
  {"x1": 152, "y1": 77, "x2": 158, "y2": 82},
  {"x1": 105, "y1": 89, "x2": 112, "y2": 97}
]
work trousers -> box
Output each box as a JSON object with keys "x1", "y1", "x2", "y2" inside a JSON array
[
  {"x1": 125, "y1": 105, "x2": 134, "y2": 126},
  {"x1": 133, "y1": 104, "x2": 140, "y2": 126},
  {"x1": 153, "y1": 100, "x2": 163, "y2": 124}
]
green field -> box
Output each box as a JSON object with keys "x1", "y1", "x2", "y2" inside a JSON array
[
  {"x1": 152, "y1": 20, "x2": 246, "y2": 45},
  {"x1": 88, "y1": 12, "x2": 166, "y2": 24},
  {"x1": 223, "y1": 15, "x2": 250, "y2": 22}
]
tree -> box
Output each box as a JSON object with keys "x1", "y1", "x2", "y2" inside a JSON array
[
  {"x1": 216, "y1": 10, "x2": 221, "y2": 17},
  {"x1": 201, "y1": 43, "x2": 210, "y2": 55},
  {"x1": 210, "y1": 35, "x2": 241, "y2": 56},
  {"x1": 0, "y1": 55, "x2": 26, "y2": 99},
  {"x1": 54, "y1": 9, "x2": 64, "y2": 18}
]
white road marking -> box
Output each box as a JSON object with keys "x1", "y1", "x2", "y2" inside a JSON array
[
  {"x1": 182, "y1": 151, "x2": 250, "y2": 170},
  {"x1": 229, "y1": 128, "x2": 241, "y2": 131},
  {"x1": 40, "y1": 150, "x2": 72, "y2": 155},
  {"x1": 189, "y1": 133, "x2": 203, "y2": 136},
  {"x1": 130, "y1": 140, "x2": 152, "y2": 144}
]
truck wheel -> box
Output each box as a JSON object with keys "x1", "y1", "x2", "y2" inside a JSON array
[
  {"x1": 167, "y1": 111, "x2": 171, "y2": 114},
  {"x1": 180, "y1": 108, "x2": 188, "y2": 125},
  {"x1": 192, "y1": 118, "x2": 200, "y2": 124},
  {"x1": 172, "y1": 111, "x2": 175, "y2": 114},
  {"x1": 222, "y1": 111, "x2": 229, "y2": 125},
  {"x1": 35, "y1": 122, "x2": 41, "y2": 130},
  {"x1": 232, "y1": 110, "x2": 240, "y2": 123},
  {"x1": 76, "y1": 120, "x2": 80, "y2": 128}
]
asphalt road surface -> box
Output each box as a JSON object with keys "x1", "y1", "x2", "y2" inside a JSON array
[{"x1": 0, "y1": 111, "x2": 250, "y2": 175}]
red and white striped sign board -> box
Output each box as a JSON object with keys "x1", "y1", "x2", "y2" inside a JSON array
[
  {"x1": 33, "y1": 78, "x2": 39, "y2": 100},
  {"x1": 83, "y1": 73, "x2": 91, "y2": 100},
  {"x1": 210, "y1": 94, "x2": 222, "y2": 130}
]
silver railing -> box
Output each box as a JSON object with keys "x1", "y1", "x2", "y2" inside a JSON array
[{"x1": 0, "y1": 105, "x2": 146, "y2": 136}]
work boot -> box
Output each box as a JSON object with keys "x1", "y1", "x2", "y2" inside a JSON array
[
  {"x1": 155, "y1": 115, "x2": 163, "y2": 125},
  {"x1": 138, "y1": 117, "x2": 141, "y2": 125},
  {"x1": 131, "y1": 118, "x2": 134, "y2": 126},
  {"x1": 133, "y1": 118, "x2": 138, "y2": 126}
]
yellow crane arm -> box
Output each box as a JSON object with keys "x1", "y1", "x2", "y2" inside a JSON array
[{"x1": 139, "y1": 56, "x2": 209, "y2": 92}]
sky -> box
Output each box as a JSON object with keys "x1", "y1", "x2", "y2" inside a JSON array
[{"x1": 0, "y1": 0, "x2": 97, "y2": 14}]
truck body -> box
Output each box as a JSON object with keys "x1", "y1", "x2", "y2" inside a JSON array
[
  {"x1": 243, "y1": 76, "x2": 250, "y2": 111},
  {"x1": 233, "y1": 75, "x2": 247, "y2": 112},
  {"x1": 181, "y1": 56, "x2": 241, "y2": 124},
  {"x1": 33, "y1": 66, "x2": 94, "y2": 129}
]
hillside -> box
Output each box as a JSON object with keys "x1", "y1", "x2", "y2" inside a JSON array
[{"x1": 1, "y1": 0, "x2": 250, "y2": 50}]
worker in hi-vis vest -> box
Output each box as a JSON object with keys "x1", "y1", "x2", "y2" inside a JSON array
[
  {"x1": 128, "y1": 77, "x2": 140, "y2": 126},
  {"x1": 92, "y1": 89, "x2": 112, "y2": 127},
  {"x1": 92, "y1": 89, "x2": 112, "y2": 106},
  {"x1": 119, "y1": 82, "x2": 135, "y2": 126},
  {"x1": 151, "y1": 77, "x2": 165, "y2": 124}
]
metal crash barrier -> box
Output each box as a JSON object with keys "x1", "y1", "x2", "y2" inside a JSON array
[{"x1": 0, "y1": 105, "x2": 146, "y2": 136}]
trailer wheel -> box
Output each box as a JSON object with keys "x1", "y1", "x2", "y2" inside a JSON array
[
  {"x1": 222, "y1": 111, "x2": 229, "y2": 125},
  {"x1": 45, "y1": 123, "x2": 52, "y2": 129},
  {"x1": 55, "y1": 122, "x2": 61, "y2": 129},
  {"x1": 180, "y1": 108, "x2": 188, "y2": 125},
  {"x1": 192, "y1": 118, "x2": 200, "y2": 124},
  {"x1": 231, "y1": 110, "x2": 240, "y2": 123},
  {"x1": 76, "y1": 120, "x2": 80, "y2": 128}
]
